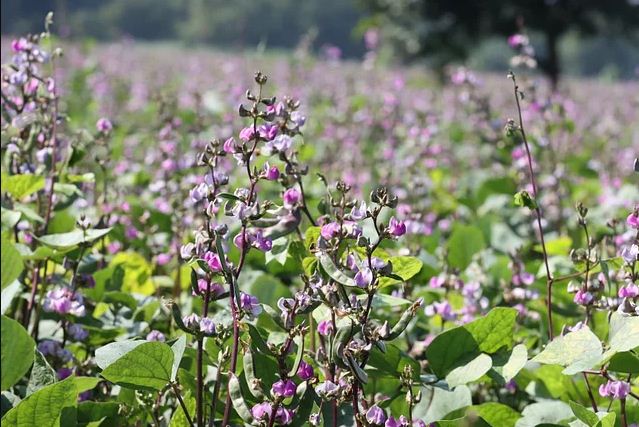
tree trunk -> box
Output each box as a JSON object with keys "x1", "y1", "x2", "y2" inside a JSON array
[{"x1": 545, "y1": 31, "x2": 560, "y2": 91}]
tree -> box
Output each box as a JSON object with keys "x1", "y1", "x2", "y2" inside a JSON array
[{"x1": 361, "y1": 0, "x2": 639, "y2": 88}]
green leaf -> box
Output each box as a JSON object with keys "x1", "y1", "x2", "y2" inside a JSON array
[
  {"x1": 1, "y1": 315, "x2": 35, "y2": 390},
  {"x1": 472, "y1": 402, "x2": 521, "y2": 427},
  {"x1": 100, "y1": 342, "x2": 173, "y2": 391},
  {"x1": 265, "y1": 237, "x2": 290, "y2": 265},
  {"x1": 170, "y1": 336, "x2": 187, "y2": 382},
  {"x1": 426, "y1": 308, "x2": 517, "y2": 378},
  {"x1": 445, "y1": 353, "x2": 492, "y2": 388},
  {"x1": 1, "y1": 174, "x2": 45, "y2": 199},
  {"x1": 531, "y1": 326, "x2": 602, "y2": 375},
  {"x1": 77, "y1": 401, "x2": 120, "y2": 425},
  {"x1": 2, "y1": 377, "x2": 80, "y2": 426},
  {"x1": 607, "y1": 351, "x2": 639, "y2": 373},
  {"x1": 170, "y1": 393, "x2": 195, "y2": 427},
  {"x1": 492, "y1": 344, "x2": 528, "y2": 383},
  {"x1": 515, "y1": 401, "x2": 572, "y2": 427},
  {"x1": 37, "y1": 228, "x2": 112, "y2": 250},
  {"x1": 534, "y1": 236, "x2": 572, "y2": 256},
  {"x1": 26, "y1": 350, "x2": 57, "y2": 396},
  {"x1": 378, "y1": 256, "x2": 423, "y2": 287},
  {"x1": 607, "y1": 312, "x2": 639, "y2": 354},
  {"x1": 1, "y1": 208, "x2": 21, "y2": 230},
  {"x1": 569, "y1": 400, "x2": 599, "y2": 426},
  {"x1": 1, "y1": 237, "x2": 23, "y2": 289},
  {"x1": 594, "y1": 412, "x2": 616, "y2": 427},
  {"x1": 513, "y1": 190, "x2": 537, "y2": 210},
  {"x1": 447, "y1": 225, "x2": 486, "y2": 270},
  {"x1": 412, "y1": 385, "x2": 472, "y2": 423}
]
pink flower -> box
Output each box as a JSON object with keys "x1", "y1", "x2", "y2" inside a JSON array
[
  {"x1": 96, "y1": 118, "x2": 113, "y2": 133},
  {"x1": 355, "y1": 267, "x2": 373, "y2": 288},
  {"x1": 297, "y1": 361, "x2": 314, "y2": 381},
  {"x1": 574, "y1": 289, "x2": 594, "y2": 306},
  {"x1": 619, "y1": 283, "x2": 639, "y2": 298},
  {"x1": 156, "y1": 253, "x2": 171, "y2": 266},
  {"x1": 599, "y1": 380, "x2": 630, "y2": 399},
  {"x1": 388, "y1": 217, "x2": 406, "y2": 237},
  {"x1": 239, "y1": 126, "x2": 256, "y2": 141},
  {"x1": 317, "y1": 320, "x2": 334, "y2": 336},
  {"x1": 251, "y1": 402, "x2": 272, "y2": 420},
  {"x1": 627, "y1": 212, "x2": 639, "y2": 229},
  {"x1": 271, "y1": 379, "x2": 297, "y2": 398},
  {"x1": 283, "y1": 188, "x2": 301, "y2": 208},
  {"x1": 146, "y1": 330, "x2": 166, "y2": 342},
  {"x1": 202, "y1": 251, "x2": 223, "y2": 272},
  {"x1": 366, "y1": 405, "x2": 386, "y2": 425},
  {"x1": 265, "y1": 165, "x2": 280, "y2": 180},
  {"x1": 321, "y1": 222, "x2": 341, "y2": 240}
]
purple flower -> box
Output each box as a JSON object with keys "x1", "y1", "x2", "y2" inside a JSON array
[
  {"x1": 96, "y1": 118, "x2": 113, "y2": 133},
  {"x1": 223, "y1": 137, "x2": 236, "y2": 153},
  {"x1": 321, "y1": 222, "x2": 341, "y2": 240},
  {"x1": 355, "y1": 267, "x2": 373, "y2": 288},
  {"x1": 265, "y1": 164, "x2": 280, "y2": 181},
  {"x1": 297, "y1": 360, "x2": 314, "y2": 381},
  {"x1": 11, "y1": 38, "x2": 28, "y2": 53},
  {"x1": 67, "y1": 324, "x2": 88, "y2": 341},
  {"x1": 599, "y1": 380, "x2": 630, "y2": 399},
  {"x1": 508, "y1": 34, "x2": 528, "y2": 48},
  {"x1": 315, "y1": 380, "x2": 340, "y2": 399},
  {"x1": 266, "y1": 134, "x2": 293, "y2": 153},
  {"x1": 621, "y1": 244, "x2": 638, "y2": 264},
  {"x1": 182, "y1": 313, "x2": 201, "y2": 329},
  {"x1": 251, "y1": 402, "x2": 272, "y2": 420},
  {"x1": 202, "y1": 251, "x2": 223, "y2": 272},
  {"x1": 573, "y1": 289, "x2": 594, "y2": 305},
  {"x1": 627, "y1": 212, "x2": 639, "y2": 229},
  {"x1": 275, "y1": 407, "x2": 294, "y2": 425},
  {"x1": 146, "y1": 330, "x2": 166, "y2": 342},
  {"x1": 190, "y1": 182, "x2": 209, "y2": 203},
  {"x1": 350, "y1": 202, "x2": 367, "y2": 220},
  {"x1": 239, "y1": 126, "x2": 256, "y2": 141},
  {"x1": 271, "y1": 379, "x2": 297, "y2": 398},
  {"x1": 283, "y1": 188, "x2": 301, "y2": 208},
  {"x1": 317, "y1": 320, "x2": 334, "y2": 336},
  {"x1": 240, "y1": 292, "x2": 262, "y2": 317},
  {"x1": 619, "y1": 283, "x2": 639, "y2": 298},
  {"x1": 366, "y1": 405, "x2": 386, "y2": 425},
  {"x1": 385, "y1": 416, "x2": 409, "y2": 427},
  {"x1": 424, "y1": 301, "x2": 455, "y2": 321},
  {"x1": 156, "y1": 253, "x2": 171, "y2": 266},
  {"x1": 388, "y1": 217, "x2": 406, "y2": 237},
  {"x1": 199, "y1": 317, "x2": 216, "y2": 334},
  {"x1": 57, "y1": 367, "x2": 73, "y2": 380},
  {"x1": 43, "y1": 288, "x2": 86, "y2": 317},
  {"x1": 259, "y1": 123, "x2": 279, "y2": 141}
]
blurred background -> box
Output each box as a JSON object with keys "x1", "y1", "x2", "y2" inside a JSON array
[{"x1": 2, "y1": 0, "x2": 639, "y2": 83}]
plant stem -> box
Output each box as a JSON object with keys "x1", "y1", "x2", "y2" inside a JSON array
[
  {"x1": 172, "y1": 382, "x2": 195, "y2": 427},
  {"x1": 582, "y1": 372, "x2": 598, "y2": 412},
  {"x1": 510, "y1": 74, "x2": 555, "y2": 339}
]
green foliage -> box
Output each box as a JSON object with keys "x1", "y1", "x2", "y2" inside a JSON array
[
  {"x1": 100, "y1": 342, "x2": 174, "y2": 391},
  {"x1": 1, "y1": 315, "x2": 35, "y2": 391},
  {"x1": 446, "y1": 224, "x2": 485, "y2": 270},
  {"x1": 1, "y1": 237, "x2": 23, "y2": 290}
]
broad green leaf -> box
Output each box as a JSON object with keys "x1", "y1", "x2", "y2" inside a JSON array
[
  {"x1": 447, "y1": 224, "x2": 485, "y2": 270},
  {"x1": 170, "y1": 336, "x2": 187, "y2": 382},
  {"x1": 109, "y1": 251, "x2": 155, "y2": 295},
  {"x1": 1, "y1": 174, "x2": 45, "y2": 199},
  {"x1": 445, "y1": 353, "x2": 492, "y2": 387},
  {"x1": 1, "y1": 237, "x2": 23, "y2": 289},
  {"x1": 77, "y1": 401, "x2": 120, "y2": 425},
  {"x1": 95, "y1": 340, "x2": 146, "y2": 370},
  {"x1": 473, "y1": 402, "x2": 521, "y2": 427},
  {"x1": 513, "y1": 190, "x2": 537, "y2": 210},
  {"x1": 412, "y1": 385, "x2": 472, "y2": 423},
  {"x1": 101, "y1": 342, "x2": 173, "y2": 391},
  {"x1": 607, "y1": 312, "x2": 639, "y2": 354},
  {"x1": 531, "y1": 326, "x2": 602, "y2": 375},
  {"x1": 426, "y1": 308, "x2": 517, "y2": 378},
  {"x1": 515, "y1": 401, "x2": 572, "y2": 427},
  {"x1": 535, "y1": 236, "x2": 572, "y2": 256},
  {"x1": 1, "y1": 208, "x2": 21, "y2": 230},
  {"x1": 493, "y1": 344, "x2": 528, "y2": 382},
  {"x1": 26, "y1": 350, "x2": 57, "y2": 396},
  {"x1": 37, "y1": 228, "x2": 112, "y2": 250},
  {"x1": 607, "y1": 351, "x2": 639, "y2": 373},
  {"x1": 594, "y1": 412, "x2": 616, "y2": 427},
  {"x1": 1, "y1": 315, "x2": 35, "y2": 390},
  {"x1": 569, "y1": 400, "x2": 598, "y2": 426},
  {"x1": 1, "y1": 376, "x2": 84, "y2": 426},
  {"x1": 169, "y1": 393, "x2": 195, "y2": 427},
  {"x1": 379, "y1": 256, "x2": 423, "y2": 287}
]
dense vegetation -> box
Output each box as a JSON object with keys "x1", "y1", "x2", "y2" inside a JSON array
[{"x1": 1, "y1": 15, "x2": 638, "y2": 427}]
